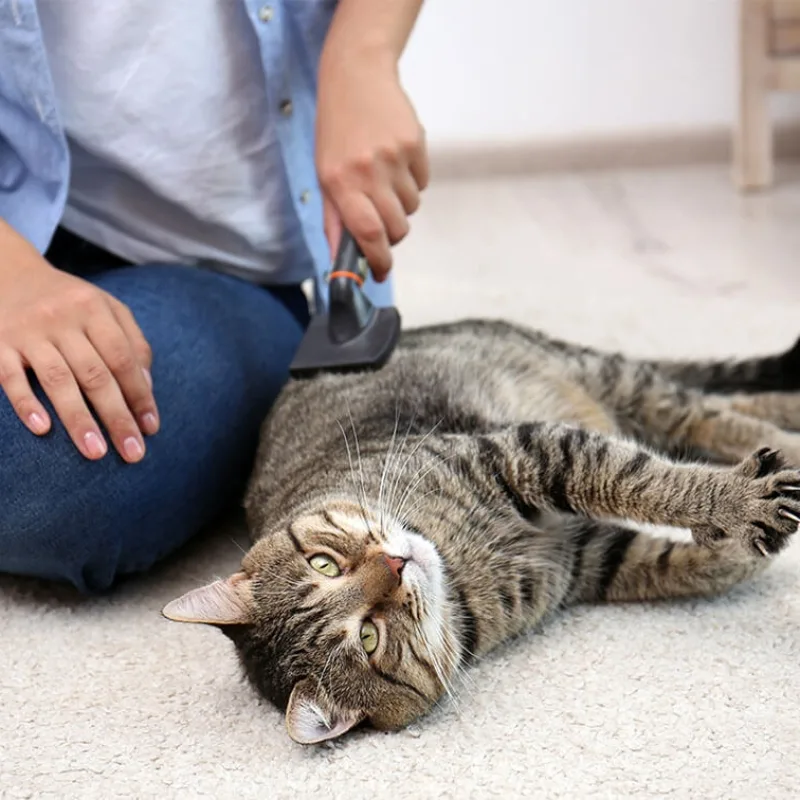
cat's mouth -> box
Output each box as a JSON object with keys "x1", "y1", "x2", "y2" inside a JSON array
[
  {"x1": 402, "y1": 548, "x2": 439, "y2": 593},
  {"x1": 384, "y1": 526, "x2": 446, "y2": 623}
]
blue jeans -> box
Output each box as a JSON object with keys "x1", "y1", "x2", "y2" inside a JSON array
[{"x1": 0, "y1": 242, "x2": 309, "y2": 593}]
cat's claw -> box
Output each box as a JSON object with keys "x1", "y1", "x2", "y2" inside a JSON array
[
  {"x1": 693, "y1": 448, "x2": 800, "y2": 557},
  {"x1": 778, "y1": 508, "x2": 800, "y2": 524}
]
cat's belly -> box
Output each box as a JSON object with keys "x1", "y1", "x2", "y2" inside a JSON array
[
  {"x1": 488, "y1": 368, "x2": 619, "y2": 434},
  {"x1": 545, "y1": 377, "x2": 619, "y2": 434}
]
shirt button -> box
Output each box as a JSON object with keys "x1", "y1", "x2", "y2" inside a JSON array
[
  {"x1": 258, "y1": 5, "x2": 273, "y2": 22},
  {"x1": 280, "y1": 99, "x2": 293, "y2": 116},
  {"x1": 299, "y1": 190, "x2": 310, "y2": 204}
]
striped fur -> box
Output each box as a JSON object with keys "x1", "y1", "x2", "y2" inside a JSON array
[{"x1": 171, "y1": 320, "x2": 800, "y2": 743}]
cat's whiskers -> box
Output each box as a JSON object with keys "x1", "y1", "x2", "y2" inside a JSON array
[
  {"x1": 439, "y1": 501, "x2": 487, "y2": 686},
  {"x1": 411, "y1": 577, "x2": 460, "y2": 706},
  {"x1": 382, "y1": 409, "x2": 418, "y2": 523},
  {"x1": 414, "y1": 620, "x2": 463, "y2": 714},
  {"x1": 336, "y1": 417, "x2": 374, "y2": 538},
  {"x1": 390, "y1": 437, "x2": 454, "y2": 521},
  {"x1": 412, "y1": 503, "x2": 482, "y2": 706},
  {"x1": 336, "y1": 418, "x2": 359, "y2": 497},
  {"x1": 384, "y1": 416, "x2": 441, "y2": 531},
  {"x1": 432, "y1": 615, "x2": 479, "y2": 705},
  {"x1": 442, "y1": 639, "x2": 478, "y2": 701},
  {"x1": 345, "y1": 400, "x2": 373, "y2": 535},
  {"x1": 392, "y1": 452, "x2": 459, "y2": 526},
  {"x1": 441, "y1": 624, "x2": 480, "y2": 679},
  {"x1": 229, "y1": 537, "x2": 248, "y2": 557},
  {"x1": 378, "y1": 402, "x2": 402, "y2": 537},
  {"x1": 396, "y1": 486, "x2": 445, "y2": 527}
]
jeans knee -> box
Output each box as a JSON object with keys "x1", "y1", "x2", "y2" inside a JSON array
[
  {"x1": 0, "y1": 506, "x2": 125, "y2": 594},
  {"x1": 0, "y1": 270, "x2": 306, "y2": 593}
]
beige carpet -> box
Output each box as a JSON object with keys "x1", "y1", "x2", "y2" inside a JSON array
[{"x1": 4, "y1": 165, "x2": 800, "y2": 799}]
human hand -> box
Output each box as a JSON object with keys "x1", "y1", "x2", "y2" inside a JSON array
[
  {"x1": 316, "y1": 42, "x2": 429, "y2": 282},
  {"x1": 0, "y1": 222, "x2": 158, "y2": 463}
]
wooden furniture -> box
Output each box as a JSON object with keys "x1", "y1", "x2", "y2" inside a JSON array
[{"x1": 734, "y1": 0, "x2": 800, "y2": 189}]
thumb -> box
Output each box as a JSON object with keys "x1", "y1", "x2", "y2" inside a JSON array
[{"x1": 322, "y1": 195, "x2": 343, "y2": 264}]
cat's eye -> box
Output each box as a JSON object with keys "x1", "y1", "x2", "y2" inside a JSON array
[
  {"x1": 360, "y1": 620, "x2": 379, "y2": 654},
  {"x1": 309, "y1": 554, "x2": 341, "y2": 578}
]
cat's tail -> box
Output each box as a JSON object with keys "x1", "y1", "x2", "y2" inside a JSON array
[
  {"x1": 563, "y1": 519, "x2": 767, "y2": 605},
  {"x1": 642, "y1": 335, "x2": 800, "y2": 394}
]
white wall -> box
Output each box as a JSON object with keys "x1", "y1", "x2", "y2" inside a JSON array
[{"x1": 400, "y1": 0, "x2": 800, "y2": 146}]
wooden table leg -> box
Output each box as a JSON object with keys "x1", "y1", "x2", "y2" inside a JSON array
[{"x1": 734, "y1": 0, "x2": 773, "y2": 190}]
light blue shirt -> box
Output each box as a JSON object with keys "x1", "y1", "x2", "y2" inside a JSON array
[{"x1": 0, "y1": 0, "x2": 392, "y2": 309}]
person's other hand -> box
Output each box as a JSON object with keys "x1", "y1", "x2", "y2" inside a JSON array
[
  {"x1": 0, "y1": 222, "x2": 158, "y2": 462},
  {"x1": 316, "y1": 44, "x2": 429, "y2": 282}
]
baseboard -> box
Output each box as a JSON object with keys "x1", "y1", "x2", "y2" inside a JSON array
[{"x1": 428, "y1": 123, "x2": 800, "y2": 180}]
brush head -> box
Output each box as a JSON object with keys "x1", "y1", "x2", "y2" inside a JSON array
[
  {"x1": 289, "y1": 304, "x2": 401, "y2": 379},
  {"x1": 289, "y1": 230, "x2": 401, "y2": 379}
]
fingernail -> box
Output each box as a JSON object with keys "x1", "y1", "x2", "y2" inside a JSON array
[
  {"x1": 123, "y1": 436, "x2": 144, "y2": 461},
  {"x1": 143, "y1": 368, "x2": 152, "y2": 390},
  {"x1": 84, "y1": 431, "x2": 107, "y2": 458},
  {"x1": 141, "y1": 412, "x2": 159, "y2": 435},
  {"x1": 28, "y1": 412, "x2": 48, "y2": 434}
]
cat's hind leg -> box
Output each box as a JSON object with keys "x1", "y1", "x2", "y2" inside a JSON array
[
  {"x1": 631, "y1": 335, "x2": 800, "y2": 439},
  {"x1": 705, "y1": 392, "x2": 800, "y2": 433},
  {"x1": 555, "y1": 516, "x2": 769, "y2": 605},
  {"x1": 665, "y1": 398, "x2": 800, "y2": 466},
  {"x1": 570, "y1": 355, "x2": 800, "y2": 466}
]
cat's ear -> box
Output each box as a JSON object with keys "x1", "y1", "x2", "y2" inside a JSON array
[
  {"x1": 161, "y1": 572, "x2": 253, "y2": 625},
  {"x1": 285, "y1": 680, "x2": 363, "y2": 745}
]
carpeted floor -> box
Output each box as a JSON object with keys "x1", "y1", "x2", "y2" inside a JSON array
[{"x1": 3, "y1": 165, "x2": 800, "y2": 799}]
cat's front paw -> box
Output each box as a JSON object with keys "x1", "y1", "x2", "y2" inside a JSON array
[{"x1": 694, "y1": 447, "x2": 800, "y2": 557}]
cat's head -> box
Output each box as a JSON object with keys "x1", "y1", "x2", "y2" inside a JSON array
[{"x1": 162, "y1": 500, "x2": 460, "y2": 744}]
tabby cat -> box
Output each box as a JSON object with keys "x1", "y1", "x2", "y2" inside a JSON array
[{"x1": 163, "y1": 319, "x2": 800, "y2": 744}]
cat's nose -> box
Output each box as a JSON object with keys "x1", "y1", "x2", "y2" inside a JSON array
[{"x1": 383, "y1": 555, "x2": 407, "y2": 581}]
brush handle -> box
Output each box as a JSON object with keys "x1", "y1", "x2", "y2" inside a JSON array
[
  {"x1": 327, "y1": 231, "x2": 376, "y2": 344},
  {"x1": 329, "y1": 230, "x2": 369, "y2": 284}
]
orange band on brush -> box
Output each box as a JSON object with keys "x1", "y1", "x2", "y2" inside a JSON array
[{"x1": 328, "y1": 270, "x2": 365, "y2": 287}]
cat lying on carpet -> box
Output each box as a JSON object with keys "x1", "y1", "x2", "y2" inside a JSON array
[{"x1": 163, "y1": 319, "x2": 800, "y2": 744}]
